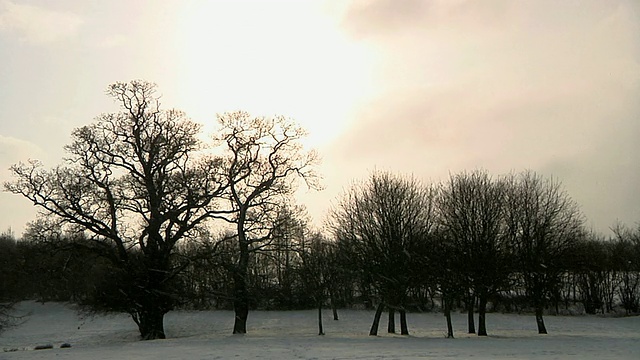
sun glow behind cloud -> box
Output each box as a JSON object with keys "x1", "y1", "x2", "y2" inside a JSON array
[{"x1": 172, "y1": 0, "x2": 376, "y2": 149}]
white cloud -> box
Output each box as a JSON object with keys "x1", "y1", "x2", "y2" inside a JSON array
[{"x1": 0, "y1": 0, "x2": 83, "y2": 43}]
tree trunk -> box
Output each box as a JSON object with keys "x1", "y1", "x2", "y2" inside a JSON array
[
  {"x1": 369, "y1": 303, "x2": 384, "y2": 336},
  {"x1": 232, "y1": 270, "x2": 249, "y2": 334},
  {"x1": 134, "y1": 308, "x2": 166, "y2": 340},
  {"x1": 477, "y1": 294, "x2": 488, "y2": 336},
  {"x1": 233, "y1": 226, "x2": 250, "y2": 334},
  {"x1": 430, "y1": 289, "x2": 436, "y2": 311},
  {"x1": 399, "y1": 308, "x2": 409, "y2": 335},
  {"x1": 444, "y1": 297, "x2": 454, "y2": 338},
  {"x1": 132, "y1": 254, "x2": 170, "y2": 340},
  {"x1": 318, "y1": 302, "x2": 325, "y2": 335},
  {"x1": 330, "y1": 291, "x2": 339, "y2": 320},
  {"x1": 387, "y1": 307, "x2": 396, "y2": 333},
  {"x1": 535, "y1": 305, "x2": 547, "y2": 334},
  {"x1": 467, "y1": 295, "x2": 476, "y2": 334}
]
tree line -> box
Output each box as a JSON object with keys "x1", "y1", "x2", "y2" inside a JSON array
[
  {"x1": 1, "y1": 80, "x2": 638, "y2": 340},
  {"x1": 327, "y1": 170, "x2": 639, "y2": 337}
]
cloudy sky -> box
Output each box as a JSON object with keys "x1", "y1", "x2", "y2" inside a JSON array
[{"x1": 1, "y1": 0, "x2": 638, "y2": 236}]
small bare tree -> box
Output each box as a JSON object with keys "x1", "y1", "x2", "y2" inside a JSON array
[
  {"x1": 298, "y1": 232, "x2": 336, "y2": 335},
  {"x1": 5, "y1": 80, "x2": 226, "y2": 340},
  {"x1": 214, "y1": 111, "x2": 320, "y2": 334}
]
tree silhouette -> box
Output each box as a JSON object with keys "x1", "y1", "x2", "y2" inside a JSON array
[
  {"x1": 504, "y1": 171, "x2": 584, "y2": 334},
  {"x1": 5, "y1": 80, "x2": 227, "y2": 340},
  {"x1": 329, "y1": 171, "x2": 436, "y2": 336},
  {"x1": 214, "y1": 111, "x2": 320, "y2": 334},
  {"x1": 437, "y1": 170, "x2": 509, "y2": 336}
]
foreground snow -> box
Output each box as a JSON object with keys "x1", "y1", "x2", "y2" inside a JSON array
[{"x1": 2, "y1": 301, "x2": 639, "y2": 359}]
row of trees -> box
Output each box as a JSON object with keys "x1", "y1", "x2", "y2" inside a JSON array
[
  {"x1": 1, "y1": 200, "x2": 639, "y2": 337},
  {"x1": 331, "y1": 170, "x2": 589, "y2": 336},
  {"x1": 1, "y1": 80, "x2": 638, "y2": 340}
]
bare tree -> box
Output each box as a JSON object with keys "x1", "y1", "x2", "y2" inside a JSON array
[
  {"x1": 298, "y1": 231, "x2": 350, "y2": 323},
  {"x1": 4, "y1": 80, "x2": 226, "y2": 340},
  {"x1": 329, "y1": 171, "x2": 436, "y2": 336},
  {"x1": 573, "y1": 234, "x2": 608, "y2": 314},
  {"x1": 437, "y1": 170, "x2": 509, "y2": 336},
  {"x1": 215, "y1": 111, "x2": 320, "y2": 334},
  {"x1": 270, "y1": 205, "x2": 309, "y2": 310},
  {"x1": 298, "y1": 232, "x2": 336, "y2": 335},
  {"x1": 504, "y1": 171, "x2": 584, "y2": 334}
]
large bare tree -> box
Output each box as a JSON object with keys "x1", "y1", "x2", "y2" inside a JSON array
[
  {"x1": 215, "y1": 111, "x2": 320, "y2": 334},
  {"x1": 329, "y1": 171, "x2": 436, "y2": 336},
  {"x1": 5, "y1": 80, "x2": 226, "y2": 340},
  {"x1": 504, "y1": 171, "x2": 584, "y2": 334}
]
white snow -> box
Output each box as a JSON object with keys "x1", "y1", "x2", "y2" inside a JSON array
[{"x1": 2, "y1": 301, "x2": 639, "y2": 359}]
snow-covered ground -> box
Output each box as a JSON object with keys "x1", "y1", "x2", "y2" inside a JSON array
[{"x1": 2, "y1": 301, "x2": 639, "y2": 359}]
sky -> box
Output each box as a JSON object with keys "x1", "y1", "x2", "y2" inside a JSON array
[{"x1": 0, "y1": 0, "x2": 638, "y2": 236}]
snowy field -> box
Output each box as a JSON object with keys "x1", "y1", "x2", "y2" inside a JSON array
[{"x1": 2, "y1": 301, "x2": 639, "y2": 359}]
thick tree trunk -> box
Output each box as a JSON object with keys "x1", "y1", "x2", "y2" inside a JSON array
[
  {"x1": 132, "y1": 252, "x2": 171, "y2": 340},
  {"x1": 387, "y1": 307, "x2": 396, "y2": 333},
  {"x1": 369, "y1": 303, "x2": 384, "y2": 336},
  {"x1": 477, "y1": 294, "x2": 488, "y2": 336},
  {"x1": 232, "y1": 269, "x2": 249, "y2": 334},
  {"x1": 535, "y1": 305, "x2": 547, "y2": 334},
  {"x1": 134, "y1": 308, "x2": 166, "y2": 340},
  {"x1": 318, "y1": 302, "x2": 325, "y2": 335},
  {"x1": 233, "y1": 223, "x2": 250, "y2": 334},
  {"x1": 399, "y1": 308, "x2": 409, "y2": 335},
  {"x1": 467, "y1": 295, "x2": 476, "y2": 334}
]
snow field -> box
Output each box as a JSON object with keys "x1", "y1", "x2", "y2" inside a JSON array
[{"x1": 2, "y1": 301, "x2": 639, "y2": 359}]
